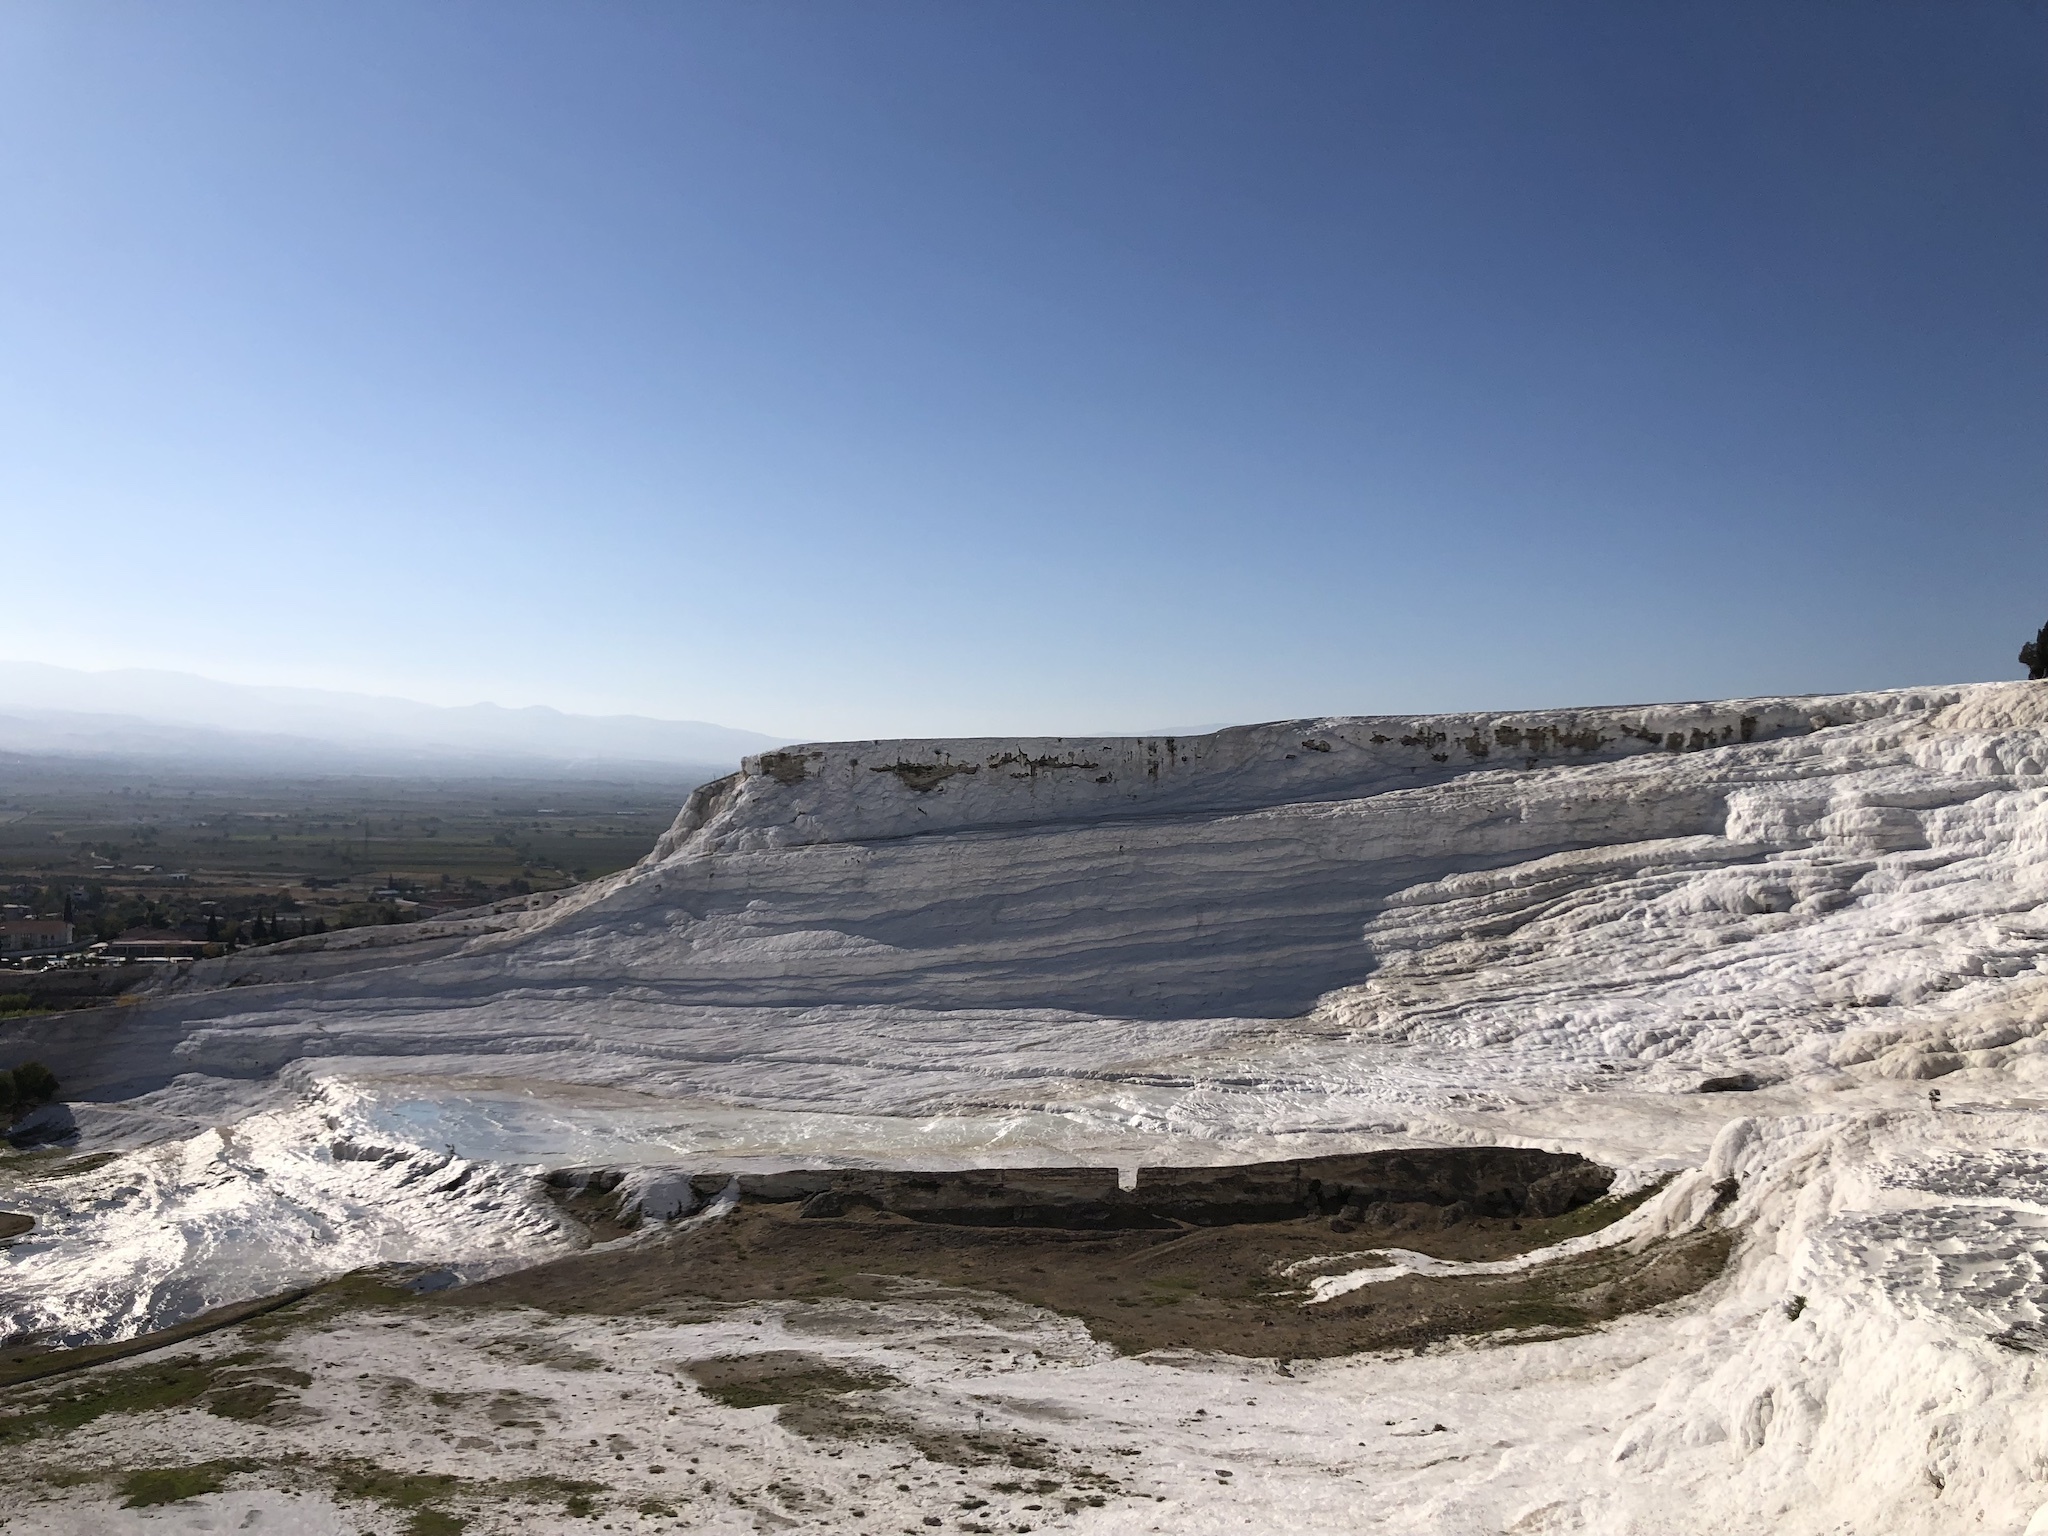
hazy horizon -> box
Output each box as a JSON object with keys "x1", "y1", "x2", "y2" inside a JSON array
[
  {"x1": 0, "y1": 659, "x2": 787, "y2": 774},
  {"x1": 0, "y1": 657, "x2": 2029, "y2": 766}
]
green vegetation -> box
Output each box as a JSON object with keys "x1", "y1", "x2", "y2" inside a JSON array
[
  {"x1": 684, "y1": 1351, "x2": 897, "y2": 1409},
  {"x1": 1, "y1": 1060, "x2": 59, "y2": 1112},
  {"x1": 118, "y1": 1460, "x2": 256, "y2": 1507},
  {"x1": 1534, "y1": 1175, "x2": 1674, "y2": 1242},
  {"x1": 1, "y1": 1357, "x2": 228, "y2": 1443},
  {"x1": 35, "y1": 1449, "x2": 608, "y2": 1527},
  {"x1": 203, "y1": 1364, "x2": 313, "y2": 1422},
  {"x1": 0, "y1": 1060, "x2": 61, "y2": 1125},
  {"x1": 1486, "y1": 1298, "x2": 1598, "y2": 1335},
  {"x1": 0, "y1": 1150, "x2": 118, "y2": 1184},
  {"x1": 0, "y1": 1275, "x2": 640, "y2": 1527},
  {"x1": 325, "y1": 1458, "x2": 469, "y2": 1513},
  {"x1": 0, "y1": 1342, "x2": 316, "y2": 1444},
  {"x1": 509, "y1": 1475, "x2": 608, "y2": 1516},
  {"x1": 316, "y1": 1461, "x2": 609, "y2": 1530}
]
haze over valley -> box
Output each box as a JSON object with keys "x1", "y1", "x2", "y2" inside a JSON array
[{"x1": 0, "y1": 663, "x2": 785, "y2": 776}]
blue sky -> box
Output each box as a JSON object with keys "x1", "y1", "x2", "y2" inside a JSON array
[{"x1": 2, "y1": 2, "x2": 2043, "y2": 738}]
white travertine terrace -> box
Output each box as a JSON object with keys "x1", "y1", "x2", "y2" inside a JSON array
[{"x1": 9, "y1": 680, "x2": 2048, "y2": 1532}]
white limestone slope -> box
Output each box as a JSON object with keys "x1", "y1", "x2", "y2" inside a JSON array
[
  {"x1": 10, "y1": 681, "x2": 2048, "y2": 1531},
  {"x1": 474, "y1": 685, "x2": 1978, "y2": 1019}
]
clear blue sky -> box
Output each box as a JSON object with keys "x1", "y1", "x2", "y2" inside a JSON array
[{"x1": 3, "y1": 2, "x2": 2043, "y2": 739}]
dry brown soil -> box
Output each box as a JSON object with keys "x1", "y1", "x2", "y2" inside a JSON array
[{"x1": 452, "y1": 1187, "x2": 1728, "y2": 1359}]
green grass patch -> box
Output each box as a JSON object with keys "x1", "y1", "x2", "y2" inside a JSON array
[
  {"x1": 2, "y1": 1359, "x2": 223, "y2": 1442},
  {"x1": 320, "y1": 1458, "x2": 482, "y2": 1536},
  {"x1": 118, "y1": 1459, "x2": 256, "y2": 1507},
  {"x1": 1488, "y1": 1299, "x2": 1596, "y2": 1335},
  {"x1": 326, "y1": 1458, "x2": 468, "y2": 1509},
  {"x1": 0, "y1": 1344, "x2": 314, "y2": 1443},
  {"x1": 0, "y1": 1150, "x2": 120, "y2": 1185},
  {"x1": 1537, "y1": 1175, "x2": 1674, "y2": 1243},
  {"x1": 205, "y1": 1366, "x2": 313, "y2": 1423},
  {"x1": 506, "y1": 1475, "x2": 608, "y2": 1515},
  {"x1": 232, "y1": 1272, "x2": 418, "y2": 1344},
  {"x1": 685, "y1": 1351, "x2": 895, "y2": 1409},
  {"x1": 33, "y1": 1466, "x2": 102, "y2": 1489}
]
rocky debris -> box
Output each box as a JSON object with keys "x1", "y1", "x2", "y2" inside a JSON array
[{"x1": 1697, "y1": 1073, "x2": 1762, "y2": 1093}]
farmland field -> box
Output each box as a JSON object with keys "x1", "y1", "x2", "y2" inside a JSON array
[{"x1": 0, "y1": 753, "x2": 706, "y2": 955}]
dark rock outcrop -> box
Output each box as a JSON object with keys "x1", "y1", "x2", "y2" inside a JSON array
[{"x1": 545, "y1": 1148, "x2": 1614, "y2": 1233}]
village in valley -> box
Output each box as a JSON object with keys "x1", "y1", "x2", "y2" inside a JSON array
[{"x1": 0, "y1": 758, "x2": 691, "y2": 1010}]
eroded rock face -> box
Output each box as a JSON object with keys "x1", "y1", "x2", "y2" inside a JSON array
[
  {"x1": 651, "y1": 692, "x2": 1927, "y2": 857},
  {"x1": 539, "y1": 1148, "x2": 1612, "y2": 1232}
]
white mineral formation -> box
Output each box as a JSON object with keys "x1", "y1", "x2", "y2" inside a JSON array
[{"x1": 8, "y1": 680, "x2": 2048, "y2": 1533}]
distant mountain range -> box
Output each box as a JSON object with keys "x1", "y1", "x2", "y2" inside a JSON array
[{"x1": 0, "y1": 662, "x2": 788, "y2": 776}]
